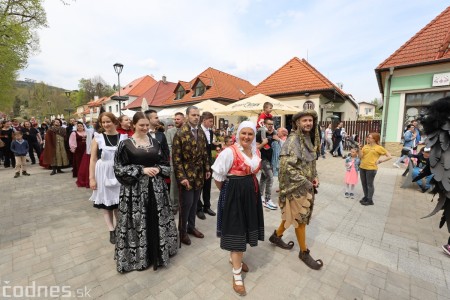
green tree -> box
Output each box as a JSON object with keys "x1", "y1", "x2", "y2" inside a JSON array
[
  {"x1": 78, "y1": 76, "x2": 115, "y2": 104},
  {"x1": 371, "y1": 98, "x2": 383, "y2": 119},
  {"x1": 0, "y1": 0, "x2": 48, "y2": 110},
  {"x1": 12, "y1": 95, "x2": 21, "y2": 116}
]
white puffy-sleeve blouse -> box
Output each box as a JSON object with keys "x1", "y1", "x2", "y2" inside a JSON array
[{"x1": 211, "y1": 146, "x2": 261, "y2": 182}]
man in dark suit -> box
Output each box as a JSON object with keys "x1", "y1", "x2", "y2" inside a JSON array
[
  {"x1": 144, "y1": 109, "x2": 170, "y2": 161},
  {"x1": 197, "y1": 111, "x2": 217, "y2": 219},
  {"x1": 172, "y1": 106, "x2": 211, "y2": 245}
]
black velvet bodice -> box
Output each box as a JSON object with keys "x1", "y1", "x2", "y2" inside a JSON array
[{"x1": 122, "y1": 137, "x2": 162, "y2": 167}]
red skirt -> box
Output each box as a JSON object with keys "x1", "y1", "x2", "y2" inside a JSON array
[
  {"x1": 76, "y1": 153, "x2": 90, "y2": 188},
  {"x1": 39, "y1": 152, "x2": 51, "y2": 169}
]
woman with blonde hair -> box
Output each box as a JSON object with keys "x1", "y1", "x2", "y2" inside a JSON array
[{"x1": 358, "y1": 132, "x2": 392, "y2": 206}]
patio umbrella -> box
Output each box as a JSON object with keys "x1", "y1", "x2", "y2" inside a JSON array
[
  {"x1": 214, "y1": 93, "x2": 299, "y2": 116},
  {"x1": 157, "y1": 106, "x2": 189, "y2": 118},
  {"x1": 195, "y1": 99, "x2": 226, "y2": 113}
]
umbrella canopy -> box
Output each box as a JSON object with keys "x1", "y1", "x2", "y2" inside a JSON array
[
  {"x1": 157, "y1": 106, "x2": 189, "y2": 118},
  {"x1": 121, "y1": 109, "x2": 137, "y2": 118},
  {"x1": 214, "y1": 93, "x2": 299, "y2": 116},
  {"x1": 195, "y1": 99, "x2": 226, "y2": 113}
]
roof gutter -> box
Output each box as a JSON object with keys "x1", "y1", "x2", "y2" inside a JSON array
[
  {"x1": 375, "y1": 57, "x2": 450, "y2": 93},
  {"x1": 381, "y1": 67, "x2": 394, "y2": 146}
]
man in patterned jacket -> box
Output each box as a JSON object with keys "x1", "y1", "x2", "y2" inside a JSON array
[
  {"x1": 268, "y1": 110, "x2": 323, "y2": 270},
  {"x1": 172, "y1": 106, "x2": 211, "y2": 246}
]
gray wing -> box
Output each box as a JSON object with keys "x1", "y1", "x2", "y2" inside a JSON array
[{"x1": 427, "y1": 121, "x2": 450, "y2": 195}]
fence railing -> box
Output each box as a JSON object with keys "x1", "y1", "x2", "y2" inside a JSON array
[{"x1": 320, "y1": 120, "x2": 382, "y2": 150}]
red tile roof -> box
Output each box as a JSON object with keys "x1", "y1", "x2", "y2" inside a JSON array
[
  {"x1": 162, "y1": 68, "x2": 254, "y2": 106},
  {"x1": 112, "y1": 75, "x2": 157, "y2": 97},
  {"x1": 246, "y1": 57, "x2": 348, "y2": 98},
  {"x1": 125, "y1": 80, "x2": 177, "y2": 109},
  {"x1": 87, "y1": 96, "x2": 109, "y2": 107},
  {"x1": 377, "y1": 6, "x2": 450, "y2": 69}
]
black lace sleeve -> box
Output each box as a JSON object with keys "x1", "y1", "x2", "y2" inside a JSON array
[{"x1": 114, "y1": 140, "x2": 144, "y2": 185}]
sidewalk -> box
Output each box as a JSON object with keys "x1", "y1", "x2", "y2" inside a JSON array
[{"x1": 0, "y1": 153, "x2": 449, "y2": 299}]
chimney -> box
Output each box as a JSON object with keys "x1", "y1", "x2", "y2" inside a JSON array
[{"x1": 162, "y1": 75, "x2": 167, "y2": 83}]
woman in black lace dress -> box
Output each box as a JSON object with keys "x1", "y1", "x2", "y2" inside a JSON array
[{"x1": 114, "y1": 112, "x2": 178, "y2": 273}]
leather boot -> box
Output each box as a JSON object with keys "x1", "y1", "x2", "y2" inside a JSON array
[
  {"x1": 299, "y1": 249, "x2": 323, "y2": 270},
  {"x1": 57, "y1": 167, "x2": 64, "y2": 173},
  {"x1": 50, "y1": 167, "x2": 57, "y2": 175},
  {"x1": 269, "y1": 230, "x2": 294, "y2": 250}
]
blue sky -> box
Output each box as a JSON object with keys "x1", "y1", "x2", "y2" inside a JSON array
[{"x1": 20, "y1": 0, "x2": 448, "y2": 102}]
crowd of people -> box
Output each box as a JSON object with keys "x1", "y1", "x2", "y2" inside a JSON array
[{"x1": 1, "y1": 101, "x2": 439, "y2": 297}]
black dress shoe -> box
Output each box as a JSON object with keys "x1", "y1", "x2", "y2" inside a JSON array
[
  {"x1": 109, "y1": 231, "x2": 116, "y2": 244},
  {"x1": 180, "y1": 233, "x2": 191, "y2": 245},
  {"x1": 57, "y1": 168, "x2": 64, "y2": 173},
  {"x1": 204, "y1": 208, "x2": 216, "y2": 216},
  {"x1": 359, "y1": 197, "x2": 367, "y2": 203},
  {"x1": 50, "y1": 169, "x2": 57, "y2": 175},
  {"x1": 187, "y1": 228, "x2": 204, "y2": 238},
  {"x1": 361, "y1": 199, "x2": 374, "y2": 206},
  {"x1": 196, "y1": 210, "x2": 206, "y2": 220}
]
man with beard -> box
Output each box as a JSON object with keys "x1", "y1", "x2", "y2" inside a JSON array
[
  {"x1": 43, "y1": 119, "x2": 69, "y2": 175},
  {"x1": 144, "y1": 109, "x2": 170, "y2": 161},
  {"x1": 172, "y1": 106, "x2": 210, "y2": 245},
  {"x1": 268, "y1": 110, "x2": 323, "y2": 270},
  {"x1": 165, "y1": 112, "x2": 185, "y2": 213}
]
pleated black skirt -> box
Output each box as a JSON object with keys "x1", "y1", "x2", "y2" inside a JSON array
[{"x1": 220, "y1": 175, "x2": 264, "y2": 252}]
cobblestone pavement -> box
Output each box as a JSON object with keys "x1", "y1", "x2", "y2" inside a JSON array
[{"x1": 1, "y1": 153, "x2": 450, "y2": 299}]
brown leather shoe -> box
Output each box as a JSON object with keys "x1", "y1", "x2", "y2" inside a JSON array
[
  {"x1": 229, "y1": 260, "x2": 249, "y2": 272},
  {"x1": 180, "y1": 233, "x2": 191, "y2": 245},
  {"x1": 187, "y1": 228, "x2": 204, "y2": 238},
  {"x1": 232, "y1": 274, "x2": 246, "y2": 296}
]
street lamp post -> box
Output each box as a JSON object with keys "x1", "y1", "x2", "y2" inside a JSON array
[
  {"x1": 113, "y1": 62, "x2": 125, "y2": 116},
  {"x1": 64, "y1": 91, "x2": 73, "y2": 120}
]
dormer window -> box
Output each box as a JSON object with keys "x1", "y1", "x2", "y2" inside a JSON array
[
  {"x1": 193, "y1": 81, "x2": 205, "y2": 97},
  {"x1": 175, "y1": 86, "x2": 185, "y2": 100}
]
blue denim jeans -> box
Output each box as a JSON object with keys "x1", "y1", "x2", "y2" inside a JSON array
[{"x1": 412, "y1": 167, "x2": 434, "y2": 189}]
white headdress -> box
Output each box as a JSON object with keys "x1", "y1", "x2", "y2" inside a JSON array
[{"x1": 236, "y1": 121, "x2": 257, "y2": 154}]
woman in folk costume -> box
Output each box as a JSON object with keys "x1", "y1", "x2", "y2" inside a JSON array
[
  {"x1": 113, "y1": 112, "x2": 177, "y2": 273},
  {"x1": 69, "y1": 122, "x2": 87, "y2": 178},
  {"x1": 116, "y1": 115, "x2": 134, "y2": 137},
  {"x1": 212, "y1": 121, "x2": 264, "y2": 296},
  {"x1": 269, "y1": 110, "x2": 323, "y2": 270},
  {"x1": 75, "y1": 123, "x2": 94, "y2": 188},
  {"x1": 89, "y1": 112, "x2": 128, "y2": 244},
  {"x1": 43, "y1": 118, "x2": 69, "y2": 175}
]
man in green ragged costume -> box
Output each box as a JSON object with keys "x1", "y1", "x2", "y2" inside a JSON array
[{"x1": 269, "y1": 109, "x2": 323, "y2": 270}]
